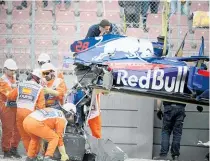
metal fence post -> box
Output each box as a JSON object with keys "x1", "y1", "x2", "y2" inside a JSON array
[{"x1": 30, "y1": 0, "x2": 36, "y2": 69}]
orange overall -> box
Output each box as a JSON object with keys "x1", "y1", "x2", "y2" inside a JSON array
[
  {"x1": 88, "y1": 92, "x2": 102, "y2": 138},
  {"x1": 0, "y1": 74, "x2": 21, "y2": 152},
  {"x1": 57, "y1": 71, "x2": 67, "y2": 93},
  {"x1": 45, "y1": 78, "x2": 67, "y2": 109},
  {"x1": 8, "y1": 81, "x2": 45, "y2": 152},
  {"x1": 23, "y1": 108, "x2": 67, "y2": 158}
]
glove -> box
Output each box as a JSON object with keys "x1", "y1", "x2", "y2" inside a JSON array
[
  {"x1": 58, "y1": 145, "x2": 69, "y2": 161},
  {"x1": 198, "y1": 141, "x2": 210, "y2": 146},
  {"x1": 11, "y1": 83, "x2": 17, "y2": 88},
  {"x1": 196, "y1": 106, "x2": 203, "y2": 112},
  {"x1": 157, "y1": 109, "x2": 163, "y2": 120},
  {"x1": 43, "y1": 88, "x2": 59, "y2": 96}
]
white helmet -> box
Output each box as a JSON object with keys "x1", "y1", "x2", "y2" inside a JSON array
[
  {"x1": 38, "y1": 53, "x2": 51, "y2": 63},
  {"x1": 62, "y1": 103, "x2": 76, "y2": 113},
  {"x1": 4, "y1": 59, "x2": 18, "y2": 70},
  {"x1": 31, "y1": 68, "x2": 41, "y2": 79},
  {"x1": 41, "y1": 63, "x2": 56, "y2": 72}
]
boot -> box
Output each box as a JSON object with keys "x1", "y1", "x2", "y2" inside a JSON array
[
  {"x1": 172, "y1": 156, "x2": 179, "y2": 161},
  {"x1": 10, "y1": 147, "x2": 22, "y2": 158},
  {"x1": 3, "y1": 151, "x2": 13, "y2": 158},
  {"x1": 36, "y1": 155, "x2": 44, "y2": 161},
  {"x1": 44, "y1": 156, "x2": 55, "y2": 161}
]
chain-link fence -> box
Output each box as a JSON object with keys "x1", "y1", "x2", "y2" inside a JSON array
[{"x1": 0, "y1": 0, "x2": 209, "y2": 71}]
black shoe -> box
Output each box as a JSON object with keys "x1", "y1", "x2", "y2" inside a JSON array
[
  {"x1": 25, "y1": 157, "x2": 36, "y2": 161},
  {"x1": 3, "y1": 151, "x2": 13, "y2": 158},
  {"x1": 172, "y1": 155, "x2": 179, "y2": 161},
  {"x1": 153, "y1": 155, "x2": 171, "y2": 160},
  {"x1": 10, "y1": 147, "x2": 22, "y2": 158}
]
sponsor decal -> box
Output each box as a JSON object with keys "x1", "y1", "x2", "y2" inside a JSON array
[
  {"x1": 22, "y1": 88, "x2": 32, "y2": 94},
  {"x1": 19, "y1": 94, "x2": 34, "y2": 101},
  {"x1": 46, "y1": 99, "x2": 55, "y2": 105},
  {"x1": 6, "y1": 101, "x2": 17, "y2": 107},
  {"x1": 116, "y1": 66, "x2": 188, "y2": 93}
]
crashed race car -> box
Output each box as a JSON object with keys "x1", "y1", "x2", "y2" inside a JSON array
[
  {"x1": 53, "y1": 34, "x2": 208, "y2": 161},
  {"x1": 67, "y1": 34, "x2": 209, "y2": 106}
]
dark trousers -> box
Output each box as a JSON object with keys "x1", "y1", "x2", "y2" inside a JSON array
[{"x1": 160, "y1": 104, "x2": 186, "y2": 157}]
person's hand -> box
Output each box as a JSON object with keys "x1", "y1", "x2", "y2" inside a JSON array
[
  {"x1": 157, "y1": 109, "x2": 163, "y2": 120},
  {"x1": 99, "y1": 31, "x2": 105, "y2": 36},
  {"x1": 11, "y1": 83, "x2": 17, "y2": 88},
  {"x1": 196, "y1": 106, "x2": 203, "y2": 112},
  {"x1": 61, "y1": 153, "x2": 69, "y2": 161},
  {"x1": 43, "y1": 88, "x2": 59, "y2": 96},
  {"x1": 58, "y1": 145, "x2": 69, "y2": 161}
]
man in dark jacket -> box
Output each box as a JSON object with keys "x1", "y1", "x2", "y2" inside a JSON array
[{"x1": 85, "y1": 19, "x2": 122, "y2": 38}]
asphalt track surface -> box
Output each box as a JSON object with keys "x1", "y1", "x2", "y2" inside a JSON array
[{"x1": 0, "y1": 157, "x2": 169, "y2": 161}]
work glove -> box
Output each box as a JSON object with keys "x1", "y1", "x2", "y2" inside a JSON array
[
  {"x1": 11, "y1": 83, "x2": 17, "y2": 88},
  {"x1": 196, "y1": 106, "x2": 203, "y2": 112},
  {"x1": 157, "y1": 109, "x2": 163, "y2": 120},
  {"x1": 58, "y1": 145, "x2": 69, "y2": 161},
  {"x1": 198, "y1": 141, "x2": 210, "y2": 147},
  {"x1": 43, "y1": 87, "x2": 59, "y2": 96}
]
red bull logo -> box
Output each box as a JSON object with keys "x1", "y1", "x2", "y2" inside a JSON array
[{"x1": 116, "y1": 66, "x2": 188, "y2": 93}]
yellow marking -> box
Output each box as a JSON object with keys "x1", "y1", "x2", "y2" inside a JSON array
[{"x1": 22, "y1": 88, "x2": 32, "y2": 94}]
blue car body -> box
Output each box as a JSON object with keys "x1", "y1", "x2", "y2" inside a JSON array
[{"x1": 66, "y1": 34, "x2": 209, "y2": 105}]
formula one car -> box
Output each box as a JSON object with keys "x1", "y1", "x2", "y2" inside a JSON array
[{"x1": 66, "y1": 34, "x2": 209, "y2": 106}]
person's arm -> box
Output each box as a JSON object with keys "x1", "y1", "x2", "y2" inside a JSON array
[
  {"x1": 55, "y1": 118, "x2": 69, "y2": 161},
  {"x1": 43, "y1": 80, "x2": 66, "y2": 98},
  {"x1": 56, "y1": 80, "x2": 66, "y2": 100},
  {"x1": 36, "y1": 89, "x2": 46, "y2": 109},
  {"x1": 85, "y1": 26, "x2": 95, "y2": 38},
  {"x1": 157, "y1": 99, "x2": 162, "y2": 110},
  {"x1": 156, "y1": 99, "x2": 163, "y2": 120},
  {"x1": 55, "y1": 118, "x2": 66, "y2": 146},
  {"x1": 7, "y1": 88, "x2": 18, "y2": 101},
  {"x1": 0, "y1": 79, "x2": 13, "y2": 97},
  {"x1": 111, "y1": 24, "x2": 124, "y2": 35}
]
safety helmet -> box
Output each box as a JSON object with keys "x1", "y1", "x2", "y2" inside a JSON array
[
  {"x1": 4, "y1": 59, "x2": 18, "y2": 70},
  {"x1": 62, "y1": 103, "x2": 76, "y2": 113},
  {"x1": 41, "y1": 63, "x2": 56, "y2": 72},
  {"x1": 37, "y1": 53, "x2": 51, "y2": 63},
  {"x1": 31, "y1": 68, "x2": 42, "y2": 79}
]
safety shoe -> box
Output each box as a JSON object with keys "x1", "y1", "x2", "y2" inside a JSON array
[
  {"x1": 44, "y1": 156, "x2": 55, "y2": 161},
  {"x1": 153, "y1": 155, "x2": 171, "y2": 160},
  {"x1": 36, "y1": 155, "x2": 44, "y2": 161},
  {"x1": 25, "y1": 157, "x2": 37, "y2": 161},
  {"x1": 10, "y1": 147, "x2": 22, "y2": 158},
  {"x1": 3, "y1": 151, "x2": 13, "y2": 158}
]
